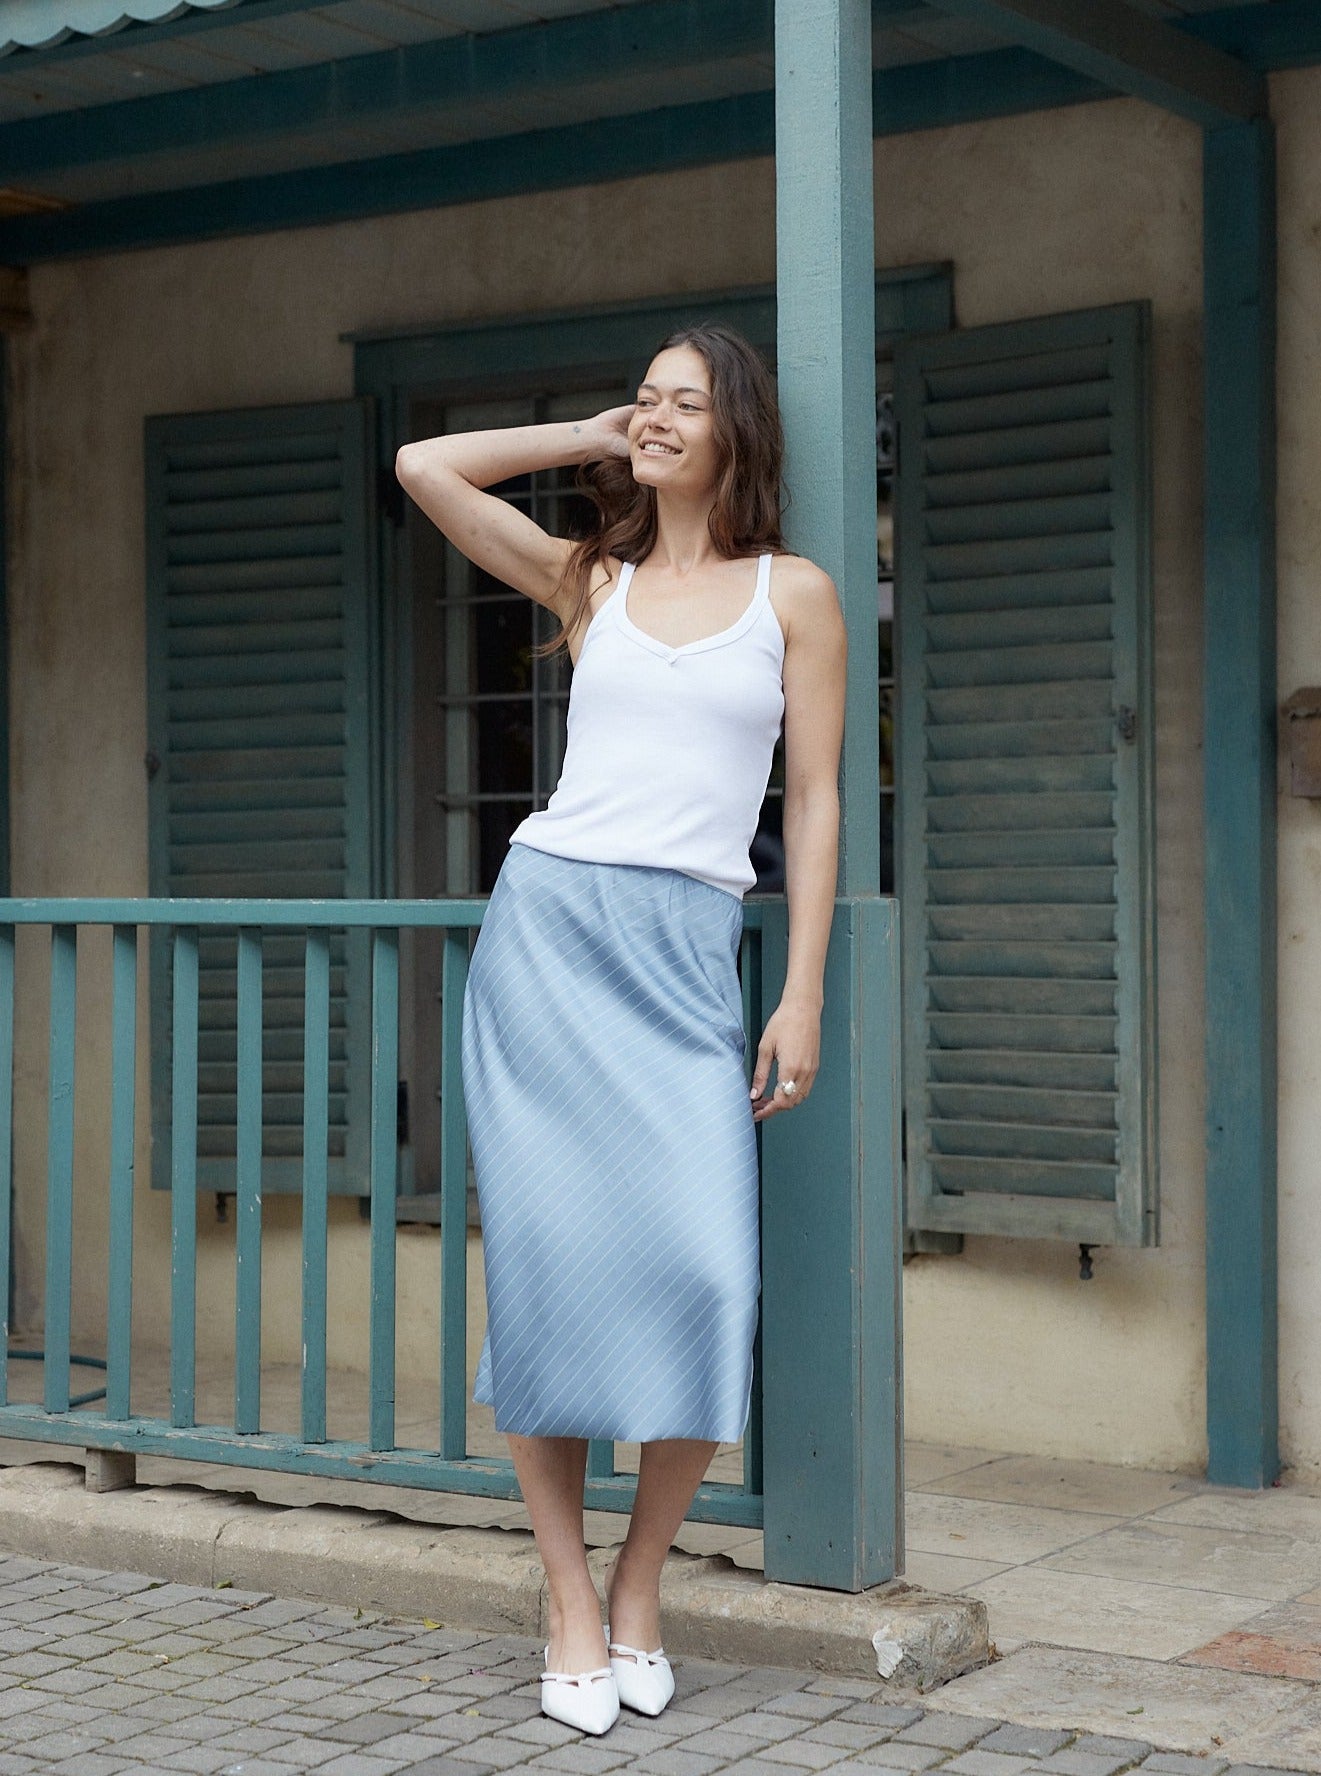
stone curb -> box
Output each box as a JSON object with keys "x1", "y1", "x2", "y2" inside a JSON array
[{"x1": 0, "y1": 1460, "x2": 988, "y2": 1692}]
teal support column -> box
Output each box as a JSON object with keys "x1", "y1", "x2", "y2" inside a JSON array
[
  {"x1": 1203, "y1": 117, "x2": 1279, "y2": 1489},
  {"x1": 764, "y1": 0, "x2": 903, "y2": 1589}
]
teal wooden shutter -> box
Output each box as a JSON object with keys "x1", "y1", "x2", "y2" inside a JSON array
[
  {"x1": 145, "y1": 400, "x2": 377, "y2": 1194},
  {"x1": 895, "y1": 304, "x2": 1157, "y2": 1246}
]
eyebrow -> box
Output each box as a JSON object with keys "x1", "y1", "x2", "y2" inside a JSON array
[{"x1": 638, "y1": 382, "x2": 710, "y2": 398}]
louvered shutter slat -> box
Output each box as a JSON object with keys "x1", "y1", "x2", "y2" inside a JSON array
[
  {"x1": 146, "y1": 399, "x2": 376, "y2": 1195},
  {"x1": 897, "y1": 304, "x2": 1157, "y2": 1246}
]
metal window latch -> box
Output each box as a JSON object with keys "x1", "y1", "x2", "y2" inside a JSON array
[{"x1": 1117, "y1": 707, "x2": 1137, "y2": 744}]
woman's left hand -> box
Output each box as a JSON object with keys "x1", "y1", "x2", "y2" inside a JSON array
[{"x1": 749, "y1": 998, "x2": 821, "y2": 1122}]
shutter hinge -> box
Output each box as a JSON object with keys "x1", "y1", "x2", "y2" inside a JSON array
[
  {"x1": 1117, "y1": 706, "x2": 1137, "y2": 744},
  {"x1": 378, "y1": 464, "x2": 406, "y2": 529}
]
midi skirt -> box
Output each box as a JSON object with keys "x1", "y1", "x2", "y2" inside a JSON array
[{"x1": 461, "y1": 840, "x2": 761, "y2": 1444}]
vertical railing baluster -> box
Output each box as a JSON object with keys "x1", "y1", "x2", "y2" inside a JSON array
[
  {"x1": 301, "y1": 930, "x2": 330, "y2": 1445},
  {"x1": 369, "y1": 927, "x2": 398, "y2": 1452},
  {"x1": 171, "y1": 927, "x2": 199, "y2": 1429},
  {"x1": 106, "y1": 925, "x2": 137, "y2": 1421},
  {"x1": 0, "y1": 926, "x2": 13, "y2": 1408},
  {"x1": 44, "y1": 926, "x2": 76, "y2": 1414},
  {"x1": 235, "y1": 928, "x2": 263, "y2": 1434},
  {"x1": 439, "y1": 928, "x2": 469, "y2": 1460}
]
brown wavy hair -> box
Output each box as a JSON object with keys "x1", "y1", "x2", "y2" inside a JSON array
[{"x1": 533, "y1": 322, "x2": 786, "y2": 661}]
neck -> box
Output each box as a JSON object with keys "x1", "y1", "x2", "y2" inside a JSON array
[{"x1": 649, "y1": 489, "x2": 721, "y2": 575}]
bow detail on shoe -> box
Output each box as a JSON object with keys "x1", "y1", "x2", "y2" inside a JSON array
[
  {"x1": 606, "y1": 1628, "x2": 676, "y2": 1717},
  {"x1": 607, "y1": 1642, "x2": 668, "y2": 1668},
  {"x1": 540, "y1": 1648, "x2": 620, "y2": 1735}
]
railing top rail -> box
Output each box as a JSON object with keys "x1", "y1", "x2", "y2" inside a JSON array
[{"x1": 0, "y1": 895, "x2": 768, "y2": 928}]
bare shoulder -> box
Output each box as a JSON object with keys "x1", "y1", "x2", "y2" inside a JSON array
[{"x1": 769, "y1": 552, "x2": 845, "y2": 647}]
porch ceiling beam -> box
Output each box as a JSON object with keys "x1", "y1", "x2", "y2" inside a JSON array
[
  {"x1": 922, "y1": 0, "x2": 1266, "y2": 126},
  {"x1": 0, "y1": 43, "x2": 1111, "y2": 263},
  {"x1": 0, "y1": 0, "x2": 776, "y2": 178}
]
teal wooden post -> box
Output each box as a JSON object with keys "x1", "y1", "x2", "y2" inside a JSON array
[
  {"x1": 1203, "y1": 117, "x2": 1279, "y2": 1488},
  {"x1": 765, "y1": 0, "x2": 904, "y2": 1589}
]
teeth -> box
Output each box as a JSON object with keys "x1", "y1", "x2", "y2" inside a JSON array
[{"x1": 642, "y1": 443, "x2": 679, "y2": 455}]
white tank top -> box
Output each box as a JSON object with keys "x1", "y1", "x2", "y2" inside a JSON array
[{"x1": 507, "y1": 553, "x2": 786, "y2": 900}]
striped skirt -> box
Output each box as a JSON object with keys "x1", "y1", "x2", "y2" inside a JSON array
[{"x1": 460, "y1": 840, "x2": 761, "y2": 1444}]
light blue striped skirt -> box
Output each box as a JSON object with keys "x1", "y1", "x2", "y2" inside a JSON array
[{"x1": 461, "y1": 840, "x2": 761, "y2": 1444}]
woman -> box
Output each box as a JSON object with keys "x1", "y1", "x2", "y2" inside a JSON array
[{"x1": 395, "y1": 323, "x2": 846, "y2": 1736}]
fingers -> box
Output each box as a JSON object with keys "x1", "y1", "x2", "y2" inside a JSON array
[
  {"x1": 750, "y1": 1063, "x2": 818, "y2": 1123},
  {"x1": 749, "y1": 1034, "x2": 776, "y2": 1103}
]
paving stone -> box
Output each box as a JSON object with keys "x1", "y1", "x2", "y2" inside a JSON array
[
  {"x1": 525, "y1": 1746, "x2": 632, "y2": 1773},
  {"x1": 895, "y1": 1715, "x2": 996, "y2": 1751},
  {"x1": 683, "y1": 1728, "x2": 784, "y2": 1760},
  {"x1": 627, "y1": 1749, "x2": 729, "y2": 1776},
  {"x1": 800, "y1": 1722, "x2": 894, "y2": 1751},
  {"x1": 43, "y1": 1754, "x2": 129, "y2": 1775},
  {"x1": 330, "y1": 1713, "x2": 436, "y2": 1746},
  {"x1": 396, "y1": 1759, "x2": 496, "y2": 1776},
  {"x1": 723, "y1": 1713, "x2": 798, "y2": 1745},
  {"x1": 368, "y1": 1732, "x2": 480, "y2": 1766},
  {"x1": 805, "y1": 1679, "x2": 885, "y2": 1701},
  {"x1": 1137, "y1": 1762, "x2": 1229, "y2": 1776},
  {"x1": 756, "y1": 1694, "x2": 850, "y2": 1722},
  {"x1": 755, "y1": 1738, "x2": 851, "y2": 1769},
  {"x1": 10, "y1": 1733, "x2": 103, "y2": 1765},
  {"x1": 1073, "y1": 1745, "x2": 1154, "y2": 1763},
  {"x1": 166, "y1": 1746, "x2": 239, "y2": 1774},
  {"x1": 979, "y1": 1727, "x2": 1076, "y2": 1759},
  {"x1": 846, "y1": 1742, "x2": 948, "y2": 1771},
  {"x1": 942, "y1": 1754, "x2": 1042, "y2": 1776},
  {"x1": 215, "y1": 1761, "x2": 299, "y2": 1776},
  {"x1": 1038, "y1": 1754, "x2": 1141, "y2": 1776},
  {"x1": 306, "y1": 1754, "x2": 407, "y2": 1776},
  {"x1": 840, "y1": 1707, "x2": 926, "y2": 1732},
  {"x1": 473, "y1": 1694, "x2": 543, "y2": 1723}
]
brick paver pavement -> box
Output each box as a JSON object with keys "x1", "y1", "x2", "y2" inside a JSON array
[{"x1": 0, "y1": 1557, "x2": 1305, "y2": 1776}]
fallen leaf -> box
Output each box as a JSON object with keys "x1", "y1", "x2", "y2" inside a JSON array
[
  {"x1": 1127, "y1": 1707, "x2": 1144, "y2": 1715},
  {"x1": 215, "y1": 1579, "x2": 232, "y2": 1590},
  {"x1": 423, "y1": 1619, "x2": 442, "y2": 1630}
]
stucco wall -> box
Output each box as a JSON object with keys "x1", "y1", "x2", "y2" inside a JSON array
[
  {"x1": 5, "y1": 86, "x2": 1278, "y2": 1475},
  {"x1": 1273, "y1": 66, "x2": 1321, "y2": 1483}
]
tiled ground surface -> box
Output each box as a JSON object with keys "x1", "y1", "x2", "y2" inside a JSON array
[
  {"x1": 7, "y1": 1338, "x2": 1321, "y2": 1680},
  {"x1": 0, "y1": 1556, "x2": 1311, "y2": 1776}
]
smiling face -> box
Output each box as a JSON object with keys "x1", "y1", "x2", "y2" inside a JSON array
[{"x1": 628, "y1": 345, "x2": 722, "y2": 497}]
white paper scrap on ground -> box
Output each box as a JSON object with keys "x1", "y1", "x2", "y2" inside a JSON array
[{"x1": 871, "y1": 1626, "x2": 905, "y2": 1679}]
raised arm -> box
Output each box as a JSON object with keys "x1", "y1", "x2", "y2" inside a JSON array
[{"x1": 395, "y1": 405, "x2": 634, "y2": 610}]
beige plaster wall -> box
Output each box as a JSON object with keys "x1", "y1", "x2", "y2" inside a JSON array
[
  {"x1": 1273, "y1": 66, "x2": 1321, "y2": 1483},
  {"x1": 6, "y1": 91, "x2": 1229, "y2": 1472}
]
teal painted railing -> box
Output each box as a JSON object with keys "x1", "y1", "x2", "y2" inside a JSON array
[{"x1": 0, "y1": 898, "x2": 764, "y2": 1530}]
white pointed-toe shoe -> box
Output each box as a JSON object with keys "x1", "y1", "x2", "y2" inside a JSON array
[
  {"x1": 605, "y1": 1625, "x2": 675, "y2": 1717},
  {"x1": 540, "y1": 1647, "x2": 620, "y2": 1735}
]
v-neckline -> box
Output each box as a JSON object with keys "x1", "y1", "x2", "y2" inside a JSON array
[{"x1": 616, "y1": 557, "x2": 767, "y2": 662}]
